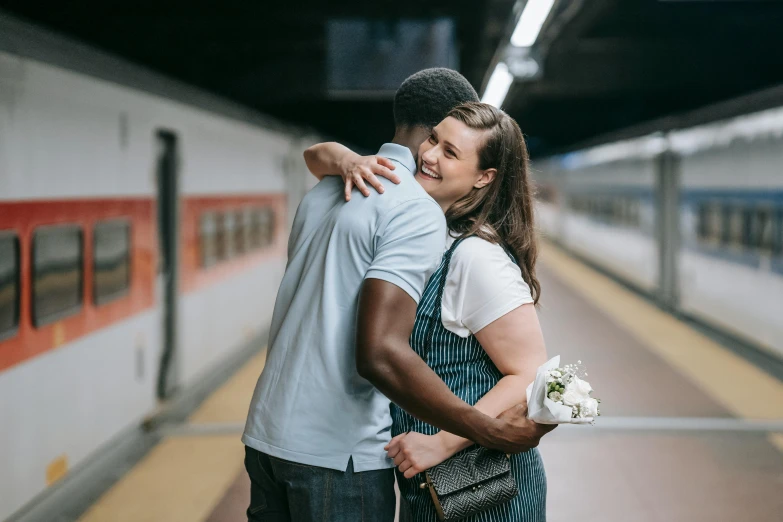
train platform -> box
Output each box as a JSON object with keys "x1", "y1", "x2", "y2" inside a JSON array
[{"x1": 34, "y1": 243, "x2": 783, "y2": 522}]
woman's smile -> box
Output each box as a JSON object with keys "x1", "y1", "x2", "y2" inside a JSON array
[{"x1": 417, "y1": 163, "x2": 442, "y2": 182}]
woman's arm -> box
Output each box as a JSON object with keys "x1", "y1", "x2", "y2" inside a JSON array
[
  {"x1": 303, "y1": 142, "x2": 400, "y2": 201},
  {"x1": 437, "y1": 304, "x2": 547, "y2": 454},
  {"x1": 387, "y1": 304, "x2": 549, "y2": 478}
]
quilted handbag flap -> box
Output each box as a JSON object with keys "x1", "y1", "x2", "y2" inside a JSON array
[{"x1": 428, "y1": 447, "x2": 511, "y2": 496}]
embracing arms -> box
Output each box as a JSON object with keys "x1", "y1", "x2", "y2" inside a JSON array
[
  {"x1": 303, "y1": 142, "x2": 400, "y2": 200},
  {"x1": 357, "y1": 279, "x2": 551, "y2": 457},
  {"x1": 440, "y1": 304, "x2": 547, "y2": 454},
  {"x1": 385, "y1": 303, "x2": 550, "y2": 477}
]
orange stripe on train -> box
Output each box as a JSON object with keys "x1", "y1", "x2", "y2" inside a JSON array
[{"x1": 0, "y1": 194, "x2": 286, "y2": 373}]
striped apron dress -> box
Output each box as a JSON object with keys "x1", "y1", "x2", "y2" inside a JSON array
[{"x1": 391, "y1": 238, "x2": 547, "y2": 522}]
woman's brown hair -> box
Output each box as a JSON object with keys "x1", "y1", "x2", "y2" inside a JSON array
[{"x1": 445, "y1": 102, "x2": 541, "y2": 304}]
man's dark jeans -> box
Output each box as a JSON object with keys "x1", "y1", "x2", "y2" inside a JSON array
[{"x1": 244, "y1": 446, "x2": 396, "y2": 522}]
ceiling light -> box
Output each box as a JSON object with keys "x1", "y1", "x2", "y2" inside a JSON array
[
  {"x1": 510, "y1": 0, "x2": 555, "y2": 48},
  {"x1": 481, "y1": 62, "x2": 514, "y2": 108}
]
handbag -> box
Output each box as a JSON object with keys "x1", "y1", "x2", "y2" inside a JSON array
[
  {"x1": 415, "y1": 237, "x2": 518, "y2": 521},
  {"x1": 419, "y1": 447, "x2": 517, "y2": 521}
]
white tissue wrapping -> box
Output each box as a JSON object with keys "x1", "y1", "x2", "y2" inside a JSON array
[{"x1": 525, "y1": 355, "x2": 594, "y2": 425}]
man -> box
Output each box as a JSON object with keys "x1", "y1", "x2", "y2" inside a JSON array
[{"x1": 243, "y1": 68, "x2": 549, "y2": 522}]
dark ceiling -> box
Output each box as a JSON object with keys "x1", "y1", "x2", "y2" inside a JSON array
[{"x1": 2, "y1": 0, "x2": 783, "y2": 156}]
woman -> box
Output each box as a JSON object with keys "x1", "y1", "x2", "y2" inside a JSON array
[{"x1": 305, "y1": 102, "x2": 548, "y2": 521}]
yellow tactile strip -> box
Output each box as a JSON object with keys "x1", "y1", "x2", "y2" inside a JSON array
[
  {"x1": 189, "y1": 351, "x2": 267, "y2": 424},
  {"x1": 540, "y1": 242, "x2": 783, "y2": 447},
  {"x1": 78, "y1": 435, "x2": 245, "y2": 522}
]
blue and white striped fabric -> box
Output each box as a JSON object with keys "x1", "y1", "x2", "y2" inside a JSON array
[{"x1": 391, "y1": 238, "x2": 547, "y2": 522}]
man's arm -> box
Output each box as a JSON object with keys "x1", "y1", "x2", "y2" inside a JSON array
[
  {"x1": 356, "y1": 279, "x2": 550, "y2": 454},
  {"x1": 303, "y1": 142, "x2": 399, "y2": 200}
]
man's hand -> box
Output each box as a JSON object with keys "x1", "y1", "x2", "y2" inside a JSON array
[{"x1": 477, "y1": 403, "x2": 556, "y2": 454}]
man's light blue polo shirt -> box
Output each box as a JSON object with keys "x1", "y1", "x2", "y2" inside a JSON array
[{"x1": 243, "y1": 143, "x2": 447, "y2": 472}]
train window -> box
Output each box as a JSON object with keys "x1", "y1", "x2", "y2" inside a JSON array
[
  {"x1": 755, "y1": 207, "x2": 773, "y2": 255},
  {"x1": 728, "y1": 206, "x2": 743, "y2": 250},
  {"x1": 706, "y1": 203, "x2": 722, "y2": 245},
  {"x1": 251, "y1": 208, "x2": 275, "y2": 248},
  {"x1": 773, "y1": 209, "x2": 783, "y2": 257},
  {"x1": 621, "y1": 199, "x2": 631, "y2": 226},
  {"x1": 604, "y1": 199, "x2": 613, "y2": 222},
  {"x1": 0, "y1": 232, "x2": 20, "y2": 339},
  {"x1": 94, "y1": 220, "x2": 131, "y2": 305},
  {"x1": 33, "y1": 225, "x2": 83, "y2": 326},
  {"x1": 200, "y1": 213, "x2": 217, "y2": 268},
  {"x1": 242, "y1": 209, "x2": 254, "y2": 251},
  {"x1": 741, "y1": 207, "x2": 754, "y2": 249},
  {"x1": 630, "y1": 200, "x2": 640, "y2": 228},
  {"x1": 214, "y1": 213, "x2": 227, "y2": 261},
  {"x1": 224, "y1": 213, "x2": 236, "y2": 259},
  {"x1": 697, "y1": 203, "x2": 709, "y2": 240},
  {"x1": 249, "y1": 210, "x2": 262, "y2": 249},
  {"x1": 262, "y1": 208, "x2": 275, "y2": 247},
  {"x1": 233, "y1": 211, "x2": 247, "y2": 256},
  {"x1": 720, "y1": 205, "x2": 732, "y2": 246}
]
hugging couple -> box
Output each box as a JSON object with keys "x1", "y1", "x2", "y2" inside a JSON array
[{"x1": 242, "y1": 68, "x2": 554, "y2": 521}]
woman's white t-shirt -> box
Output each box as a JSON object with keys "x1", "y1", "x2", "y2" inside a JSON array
[{"x1": 440, "y1": 235, "x2": 534, "y2": 337}]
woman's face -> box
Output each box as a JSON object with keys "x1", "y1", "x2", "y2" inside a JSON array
[{"x1": 415, "y1": 116, "x2": 495, "y2": 211}]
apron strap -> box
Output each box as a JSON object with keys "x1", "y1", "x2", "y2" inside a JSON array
[{"x1": 421, "y1": 236, "x2": 467, "y2": 363}]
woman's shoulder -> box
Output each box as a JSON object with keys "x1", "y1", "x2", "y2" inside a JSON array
[
  {"x1": 449, "y1": 235, "x2": 516, "y2": 270},
  {"x1": 441, "y1": 234, "x2": 532, "y2": 337}
]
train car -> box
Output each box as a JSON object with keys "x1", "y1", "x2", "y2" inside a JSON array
[
  {"x1": 538, "y1": 137, "x2": 664, "y2": 292},
  {"x1": 0, "y1": 15, "x2": 317, "y2": 520},
  {"x1": 671, "y1": 109, "x2": 783, "y2": 358},
  {"x1": 533, "y1": 93, "x2": 783, "y2": 362}
]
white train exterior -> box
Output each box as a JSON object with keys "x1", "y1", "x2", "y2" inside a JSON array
[
  {"x1": 0, "y1": 15, "x2": 318, "y2": 520},
  {"x1": 535, "y1": 98, "x2": 783, "y2": 362}
]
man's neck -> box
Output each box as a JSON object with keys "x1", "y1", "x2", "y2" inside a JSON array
[{"x1": 391, "y1": 126, "x2": 429, "y2": 163}]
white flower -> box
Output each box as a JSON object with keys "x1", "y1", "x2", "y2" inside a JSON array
[
  {"x1": 574, "y1": 377, "x2": 592, "y2": 394},
  {"x1": 548, "y1": 391, "x2": 562, "y2": 402},
  {"x1": 562, "y1": 377, "x2": 592, "y2": 406},
  {"x1": 545, "y1": 370, "x2": 562, "y2": 383},
  {"x1": 579, "y1": 398, "x2": 599, "y2": 418}
]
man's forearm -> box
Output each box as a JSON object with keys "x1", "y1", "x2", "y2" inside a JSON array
[
  {"x1": 436, "y1": 375, "x2": 529, "y2": 456},
  {"x1": 359, "y1": 338, "x2": 494, "y2": 446}
]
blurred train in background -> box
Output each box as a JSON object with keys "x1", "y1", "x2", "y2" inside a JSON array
[
  {"x1": 0, "y1": 20, "x2": 319, "y2": 519},
  {"x1": 534, "y1": 92, "x2": 783, "y2": 361}
]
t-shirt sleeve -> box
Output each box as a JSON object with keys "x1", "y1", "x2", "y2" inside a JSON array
[
  {"x1": 441, "y1": 238, "x2": 534, "y2": 337},
  {"x1": 365, "y1": 199, "x2": 447, "y2": 303}
]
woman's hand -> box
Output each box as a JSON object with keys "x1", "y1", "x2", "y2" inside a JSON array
[
  {"x1": 385, "y1": 432, "x2": 453, "y2": 479},
  {"x1": 339, "y1": 154, "x2": 400, "y2": 201}
]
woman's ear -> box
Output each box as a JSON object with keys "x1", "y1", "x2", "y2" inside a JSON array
[{"x1": 474, "y1": 168, "x2": 497, "y2": 189}]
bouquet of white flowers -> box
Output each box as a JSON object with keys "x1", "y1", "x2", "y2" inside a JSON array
[{"x1": 526, "y1": 355, "x2": 600, "y2": 424}]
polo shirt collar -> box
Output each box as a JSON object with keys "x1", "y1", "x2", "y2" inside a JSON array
[{"x1": 377, "y1": 143, "x2": 417, "y2": 176}]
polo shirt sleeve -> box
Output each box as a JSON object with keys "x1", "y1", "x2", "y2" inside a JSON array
[{"x1": 365, "y1": 199, "x2": 447, "y2": 303}]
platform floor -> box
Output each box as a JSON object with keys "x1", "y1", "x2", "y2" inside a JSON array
[{"x1": 74, "y1": 243, "x2": 783, "y2": 522}]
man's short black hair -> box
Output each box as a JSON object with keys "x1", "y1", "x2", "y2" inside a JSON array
[{"x1": 393, "y1": 68, "x2": 479, "y2": 130}]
